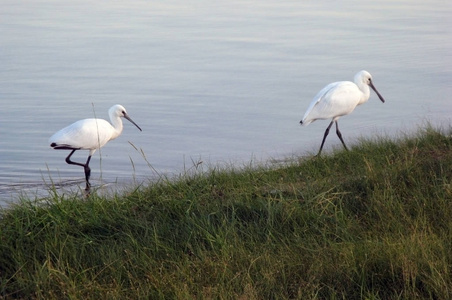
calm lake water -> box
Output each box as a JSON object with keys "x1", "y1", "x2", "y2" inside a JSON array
[{"x1": 1, "y1": 0, "x2": 451, "y2": 205}]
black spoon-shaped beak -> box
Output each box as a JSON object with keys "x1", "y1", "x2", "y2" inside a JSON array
[
  {"x1": 124, "y1": 113, "x2": 142, "y2": 131},
  {"x1": 369, "y1": 81, "x2": 385, "y2": 103}
]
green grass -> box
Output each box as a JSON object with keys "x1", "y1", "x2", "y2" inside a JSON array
[{"x1": 1, "y1": 126, "x2": 451, "y2": 299}]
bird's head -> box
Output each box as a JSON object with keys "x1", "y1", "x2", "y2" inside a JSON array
[
  {"x1": 355, "y1": 70, "x2": 385, "y2": 103},
  {"x1": 109, "y1": 104, "x2": 142, "y2": 131}
]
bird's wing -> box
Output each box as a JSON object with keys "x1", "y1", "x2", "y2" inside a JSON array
[
  {"x1": 301, "y1": 81, "x2": 359, "y2": 125},
  {"x1": 50, "y1": 119, "x2": 113, "y2": 150},
  {"x1": 301, "y1": 82, "x2": 339, "y2": 125}
]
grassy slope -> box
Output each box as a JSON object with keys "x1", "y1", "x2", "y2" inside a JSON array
[{"x1": 1, "y1": 127, "x2": 451, "y2": 299}]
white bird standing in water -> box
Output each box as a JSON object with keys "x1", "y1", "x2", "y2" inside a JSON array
[
  {"x1": 300, "y1": 70, "x2": 385, "y2": 155},
  {"x1": 49, "y1": 104, "x2": 142, "y2": 191}
]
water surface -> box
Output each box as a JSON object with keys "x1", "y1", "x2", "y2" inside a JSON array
[{"x1": 1, "y1": 0, "x2": 451, "y2": 204}]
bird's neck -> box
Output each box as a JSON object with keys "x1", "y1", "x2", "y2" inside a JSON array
[
  {"x1": 358, "y1": 83, "x2": 371, "y2": 105},
  {"x1": 109, "y1": 118, "x2": 124, "y2": 140}
]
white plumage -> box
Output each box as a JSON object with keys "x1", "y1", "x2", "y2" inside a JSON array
[
  {"x1": 300, "y1": 70, "x2": 385, "y2": 155},
  {"x1": 49, "y1": 104, "x2": 142, "y2": 190}
]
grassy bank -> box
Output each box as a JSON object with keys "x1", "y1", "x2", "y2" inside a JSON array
[{"x1": 1, "y1": 126, "x2": 451, "y2": 299}]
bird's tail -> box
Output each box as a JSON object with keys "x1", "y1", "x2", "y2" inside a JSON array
[{"x1": 299, "y1": 119, "x2": 311, "y2": 126}]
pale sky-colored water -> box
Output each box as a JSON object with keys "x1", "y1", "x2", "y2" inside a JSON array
[{"x1": 1, "y1": 0, "x2": 451, "y2": 204}]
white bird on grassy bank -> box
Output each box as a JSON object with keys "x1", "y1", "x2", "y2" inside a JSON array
[{"x1": 300, "y1": 70, "x2": 385, "y2": 155}]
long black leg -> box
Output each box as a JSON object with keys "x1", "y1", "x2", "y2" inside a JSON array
[
  {"x1": 65, "y1": 149, "x2": 84, "y2": 167},
  {"x1": 84, "y1": 155, "x2": 92, "y2": 190},
  {"x1": 65, "y1": 149, "x2": 92, "y2": 190},
  {"x1": 318, "y1": 120, "x2": 334, "y2": 156},
  {"x1": 335, "y1": 121, "x2": 348, "y2": 151}
]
